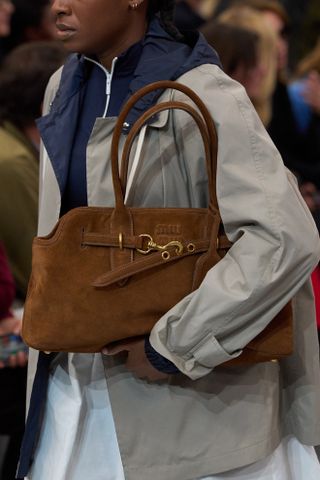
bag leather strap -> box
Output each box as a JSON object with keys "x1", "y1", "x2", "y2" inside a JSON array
[
  {"x1": 111, "y1": 81, "x2": 218, "y2": 213},
  {"x1": 108, "y1": 81, "x2": 221, "y2": 273},
  {"x1": 119, "y1": 101, "x2": 214, "y2": 209},
  {"x1": 83, "y1": 232, "x2": 231, "y2": 250},
  {"x1": 87, "y1": 233, "x2": 231, "y2": 288},
  {"x1": 92, "y1": 240, "x2": 210, "y2": 288}
]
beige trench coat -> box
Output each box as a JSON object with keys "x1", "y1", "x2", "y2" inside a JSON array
[{"x1": 28, "y1": 64, "x2": 320, "y2": 480}]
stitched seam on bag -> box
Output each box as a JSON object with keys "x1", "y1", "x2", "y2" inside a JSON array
[
  {"x1": 33, "y1": 207, "x2": 209, "y2": 249},
  {"x1": 34, "y1": 208, "x2": 110, "y2": 246},
  {"x1": 33, "y1": 216, "x2": 67, "y2": 246}
]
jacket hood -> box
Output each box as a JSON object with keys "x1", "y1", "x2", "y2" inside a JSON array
[
  {"x1": 123, "y1": 17, "x2": 221, "y2": 126},
  {"x1": 37, "y1": 16, "x2": 220, "y2": 195}
]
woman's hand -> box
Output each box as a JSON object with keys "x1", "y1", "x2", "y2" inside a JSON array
[
  {"x1": 102, "y1": 338, "x2": 169, "y2": 381},
  {"x1": 0, "y1": 316, "x2": 28, "y2": 369}
]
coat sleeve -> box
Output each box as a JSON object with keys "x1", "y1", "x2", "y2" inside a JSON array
[{"x1": 149, "y1": 65, "x2": 320, "y2": 380}]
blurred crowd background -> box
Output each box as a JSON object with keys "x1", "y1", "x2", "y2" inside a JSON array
[{"x1": 0, "y1": 0, "x2": 320, "y2": 478}]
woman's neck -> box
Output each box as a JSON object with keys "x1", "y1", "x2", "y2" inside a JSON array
[{"x1": 98, "y1": 19, "x2": 147, "y2": 70}]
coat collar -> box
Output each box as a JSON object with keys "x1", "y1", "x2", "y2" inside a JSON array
[
  {"x1": 37, "y1": 17, "x2": 220, "y2": 195},
  {"x1": 123, "y1": 18, "x2": 221, "y2": 127},
  {"x1": 36, "y1": 55, "x2": 87, "y2": 195}
]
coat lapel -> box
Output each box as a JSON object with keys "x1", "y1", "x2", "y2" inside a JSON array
[{"x1": 36, "y1": 55, "x2": 87, "y2": 196}]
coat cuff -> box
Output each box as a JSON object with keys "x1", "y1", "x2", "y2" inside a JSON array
[
  {"x1": 144, "y1": 337, "x2": 180, "y2": 374},
  {"x1": 149, "y1": 331, "x2": 242, "y2": 380}
]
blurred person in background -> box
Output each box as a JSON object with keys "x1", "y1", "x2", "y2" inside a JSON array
[
  {"x1": 202, "y1": 22, "x2": 267, "y2": 122},
  {"x1": 212, "y1": 0, "x2": 234, "y2": 17},
  {"x1": 0, "y1": 41, "x2": 67, "y2": 301},
  {"x1": 288, "y1": 39, "x2": 320, "y2": 341},
  {"x1": 2, "y1": 0, "x2": 56, "y2": 57},
  {"x1": 217, "y1": 1, "x2": 320, "y2": 226},
  {"x1": 202, "y1": 22, "x2": 259, "y2": 82},
  {"x1": 0, "y1": 0, "x2": 14, "y2": 63},
  {"x1": 0, "y1": 0, "x2": 13, "y2": 36},
  {"x1": 287, "y1": 40, "x2": 320, "y2": 189},
  {"x1": 0, "y1": 244, "x2": 15, "y2": 328},
  {"x1": 0, "y1": 41, "x2": 66, "y2": 480},
  {"x1": 0, "y1": 243, "x2": 27, "y2": 480},
  {"x1": 244, "y1": 0, "x2": 289, "y2": 75},
  {"x1": 241, "y1": 2, "x2": 292, "y2": 152},
  {"x1": 174, "y1": 0, "x2": 208, "y2": 30},
  {"x1": 212, "y1": 0, "x2": 289, "y2": 75},
  {"x1": 203, "y1": 5, "x2": 277, "y2": 126},
  {"x1": 251, "y1": 1, "x2": 320, "y2": 226}
]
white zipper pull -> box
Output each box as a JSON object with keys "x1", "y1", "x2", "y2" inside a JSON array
[
  {"x1": 106, "y1": 74, "x2": 111, "y2": 96},
  {"x1": 103, "y1": 57, "x2": 117, "y2": 117},
  {"x1": 83, "y1": 55, "x2": 117, "y2": 118}
]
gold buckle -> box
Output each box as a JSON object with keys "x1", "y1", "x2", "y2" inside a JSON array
[{"x1": 136, "y1": 234, "x2": 183, "y2": 257}]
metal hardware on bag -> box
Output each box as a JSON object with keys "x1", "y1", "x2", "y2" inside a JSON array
[
  {"x1": 136, "y1": 234, "x2": 184, "y2": 256},
  {"x1": 271, "y1": 359, "x2": 278, "y2": 363},
  {"x1": 119, "y1": 232, "x2": 123, "y2": 250},
  {"x1": 187, "y1": 243, "x2": 196, "y2": 253},
  {"x1": 162, "y1": 251, "x2": 170, "y2": 261}
]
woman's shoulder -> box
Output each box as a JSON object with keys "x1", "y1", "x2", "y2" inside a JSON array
[
  {"x1": 173, "y1": 64, "x2": 260, "y2": 133},
  {"x1": 175, "y1": 64, "x2": 251, "y2": 107}
]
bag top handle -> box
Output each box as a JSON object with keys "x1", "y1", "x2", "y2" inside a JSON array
[
  {"x1": 111, "y1": 80, "x2": 218, "y2": 211},
  {"x1": 119, "y1": 101, "x2": 217, "y2": 211}
]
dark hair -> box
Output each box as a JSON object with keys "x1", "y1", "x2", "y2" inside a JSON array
[
  {"x1": 3, "y1": 0, "x2": 53, "y2": 52},
  {"x1": 148, "y1": 0, "x2": 184, "y2": 41},
  {"x1": 201, "y1": 21, "x2": 258, "y2": 75},
  {"x1": 0, "y1": 41, "x2": 67, "y2": 129}
]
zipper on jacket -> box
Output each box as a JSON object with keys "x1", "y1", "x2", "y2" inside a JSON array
[{"x1": 84, "y1": 56, "x2": 118, "y2": 118}]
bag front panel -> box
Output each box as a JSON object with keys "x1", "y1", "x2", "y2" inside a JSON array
[{"x1": 22, "y1": 206, "x2": 220, "y2": 352}]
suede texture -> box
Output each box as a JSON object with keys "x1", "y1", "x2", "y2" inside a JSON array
[
  {"x1": 22, "y1": 205, "x2": 220, "y2": 351},
  {"x1": 22, "y1": 80, "x2": 292, "y2": 363}
]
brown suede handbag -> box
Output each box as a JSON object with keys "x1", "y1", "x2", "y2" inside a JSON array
[{"x1": 22, "y1": 80, "x2": 293, "y2": 364}]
